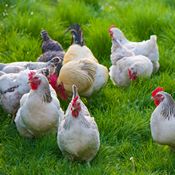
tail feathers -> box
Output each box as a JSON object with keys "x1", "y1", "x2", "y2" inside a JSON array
[
  {"x1": 67, "y1": 24, "x2": 84, "y2": 46},
  {"x1": 150, "y1": 35, "x2": 157, "y2": 46},
  {"x1": 41, "y1": 30, "x2": 50, "y2": 41}
]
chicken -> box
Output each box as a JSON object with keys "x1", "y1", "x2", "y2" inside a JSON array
[
  {"x1": 15, "y1": 72, "x2": 64, "y2": 138},
  {"x1": 109, "y1": 26, "x2": 159, "y2": 73},
  {"x1": 41, "y1": 30, "x2": 64, "y2": 54},
  {"x1": 150, "y1": 87, "x2": 175, "y2": 148},
  {"x1": 63, "y1": 24, "x2": 98, "y2": 64},
  {"x1": 109, "y1": 39, "x2": 153, "y2": 87},
  {"x1": 0, "y1": 57, "x2": 61, "y2": 74},
  {"x1": 0, "y1": 69, "x2": 31, "y2": 115},
  {"x1": 0, "y1": 61, "x2": 49, "y2": 74},
  {"x1": 57, "y1": 85, "x2": 100, "y2": 163},
  {"x1": 0, "y1": 64, "x2": 55, "y2": 116},
  {"x1": 56, "y1": 59, "x2": 108, "y2": 100},
  {"x1": 37, "y1": 30, "x2": 65, "y2": 62},
  {"x1": 109, "y1": 38, "x2": 135, "y2": 65},
  {"x1": 37, "y1": 51, "x2": 64, "y2": 63}
]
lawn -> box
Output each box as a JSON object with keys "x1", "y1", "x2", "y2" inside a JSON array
[{"x1": 0, "y1": 0, "x2": 175, "y2": 174}]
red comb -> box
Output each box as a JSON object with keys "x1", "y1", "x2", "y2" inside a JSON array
[
  {"x1": 28, "y1": 71, "x2": 36, "y2": 80},
  {"x1": 151, "y1": 87, "x2": 164, "y2": 97},
  {"x1": 72, "y1": 96, "x2": 79, "y2": 107}
]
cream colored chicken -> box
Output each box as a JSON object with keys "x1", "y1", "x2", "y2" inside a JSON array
[
  {"x1": 57, "y1": 85, "x2": 100, "y2": 163},
  {"x1": 151, "y1": 87, "x2": 175, "y2": 148},
  {"x1": 109, "y1": 26, "x2": 159, "y2": 73},
  {"x1": 63, "y1": 24, "x2": 98, "y2": 64},
  {"x1": 109, "y1": 39, "x2": 153, "y2": 87},
  {"x1": 56, "y1": 59, "x2": 108, "y2": 100},
  {"x1": 15, "y1": 72, "x2": 64, "y2": 138}
]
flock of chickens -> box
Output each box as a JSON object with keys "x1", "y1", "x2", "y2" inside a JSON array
[{"x1": 0, "y1": 23, "x2": 175, "y2": 164}]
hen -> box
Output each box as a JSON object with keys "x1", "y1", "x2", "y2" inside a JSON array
[
  {"x1": 63, "y1": 24, "x2": 98, "y2": 64},
  {"x1": 150, "y1": 87, "x2": 175, "y2": 149},
  {"x1": 41, "y1": 30, "x2": 64, "y2": 54},
  {"x1": 0, "y1": 60, "x2": 53, "y2": 74},
  {"x1": 15, "y1": 72, "x2": 64, "y2": 138},
  {"x1": 109, "y1": 39, "x2": 153, "y2": 87},
  {"x1": 56, "y1": 59, "x2": 108, "y2": 100},
  {"x1": 109, "y1": 26, "x2": 159, "y2": 73},
  {"x1": 0, "y1": 64, "x2": 54, "y2": 116},
  {"x1": 57, "y1": 85, "x2": 100, "y2": 163},
  {"x1": 37, "y1": 30, "x2": 65, "y2": 62}
]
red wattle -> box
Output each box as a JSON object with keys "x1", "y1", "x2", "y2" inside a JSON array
[
  {"x1": 30, "y1": 82, "x2": 38, "y2": 90},
  {"x1": 48, "y1": 73, "x2": 57, "y2": 90},
  {"x1": 154, "y1": 99, "x2": 160, "y2": 106}
]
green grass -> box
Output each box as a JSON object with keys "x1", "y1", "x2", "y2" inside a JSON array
[{"x1": 0, "y1": 0, "x2": 175, "y2": 174}]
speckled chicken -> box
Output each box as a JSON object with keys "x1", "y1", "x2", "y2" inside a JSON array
[
  {"x1": 37, "y1": 30, "x2": 65, "y2": 62},
  {"x1": 151, "y1": 87, "x2": 175, "y2": 149},
  {"x1": 15, "y1": 72, "x2": 64, "y2": 138},
  {"x1": 109, "y1": 26, "x2": 159, "y2": 73},
  {"x1": 63, "y1": 24, "x2": 98, "y2": 64},
  {"x1": 56, "y1": 59, "x2": 108, "y2": 100},
  {"x1": 41, "y1": 30, "x2": 64, "y2": 54},
  {"x1": 57, "y1": 85, "x2": 100, "y2": 163}
]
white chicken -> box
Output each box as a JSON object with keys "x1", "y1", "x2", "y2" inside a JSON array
[
  {"x1": 0, "y1": 69, "x2": 31, "y2": 115},
  {"x1": 0, "y1": 65, "x2": 54, "y2": 116},
  {"x1": 15, "y1": 71, "x2": 64, "y2": 138},
  {"x1": 57, "y1": 85, "x2": 100, "y2": 163},
  {"x1": 109, "y1": 26, "x2": 159, "y2": 73},
  {"x1": 56, "y1": 59, "x2": 108, "y2": 100},
  {"x1": 63, "y1": 24, "x2": 98, "y2": 64},
  {"x1": 109, "y1": 39, "x2": 153, "y2": 87},
  {"x1": 150, "y1": 87, "x2": 175, "y2": 148},
  {"x1": 0, "y1": 60, "x2": 53, "y2": 74}
]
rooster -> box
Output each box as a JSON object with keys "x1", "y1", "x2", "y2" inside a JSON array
[
  {"x1": 37, "y1": 30, "x2": 65, "y2": 62},
  {"x1": 57, "y1": 85, "x2": 100, "y2": 163},
  {"x1": 63, "y1": 24, "x2": 98, "y2": 64},
  {"x1": 150, "y1": 87, "x2": 175, "y2": 149},
  {"x1": 56, "y1": 59, "x2": 108, "y2": 100},
  {"x1": 109, "y1": 26, "x2": 159, "y2": 73},
  {"x1": 15, "y1": 72, "x2": 64, "y2": 138},
  {"x1": 109, "y1": 39, "x2": 153, "y2": 87}
]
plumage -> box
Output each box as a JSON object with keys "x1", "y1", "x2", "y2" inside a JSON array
[
  {"x1": 57, "y1": 59, "x2": 108, "y2": 99},
  {"x1": 63, "y1": 24, "x2": 98, "y2": 64},
  {"x1": 37, "y1": 50, "x2": 64, "y2": 63},
  {"x1": 15, "y1": 72, "x2": 64, "y2": 138},
  {"x1": 109, "y1": 26, "x2": 159, "y2": 72},
  {"x1": 151, "y1": 90, "x2": 175, "y2": 148},
  {"x1": 0, "y1": 58, "x2": 61, "y2": 74},
  {"x1": 0, "y1": 69, "x2": 31, "y2": 115},
  {"x1": 57, "y1": 85, "x2": 100, "y2": 162},
  {"x1": 41, "y1": 30, "x2": 64, "y2": 53}
]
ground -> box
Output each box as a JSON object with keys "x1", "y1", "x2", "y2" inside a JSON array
[{"x1": 0, "y1": 0, "x2": 175, "y2": 174}]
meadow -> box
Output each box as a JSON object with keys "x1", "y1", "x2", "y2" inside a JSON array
[{"x1": 0, "y1": 0, "x2": 175, "y2": 174}]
